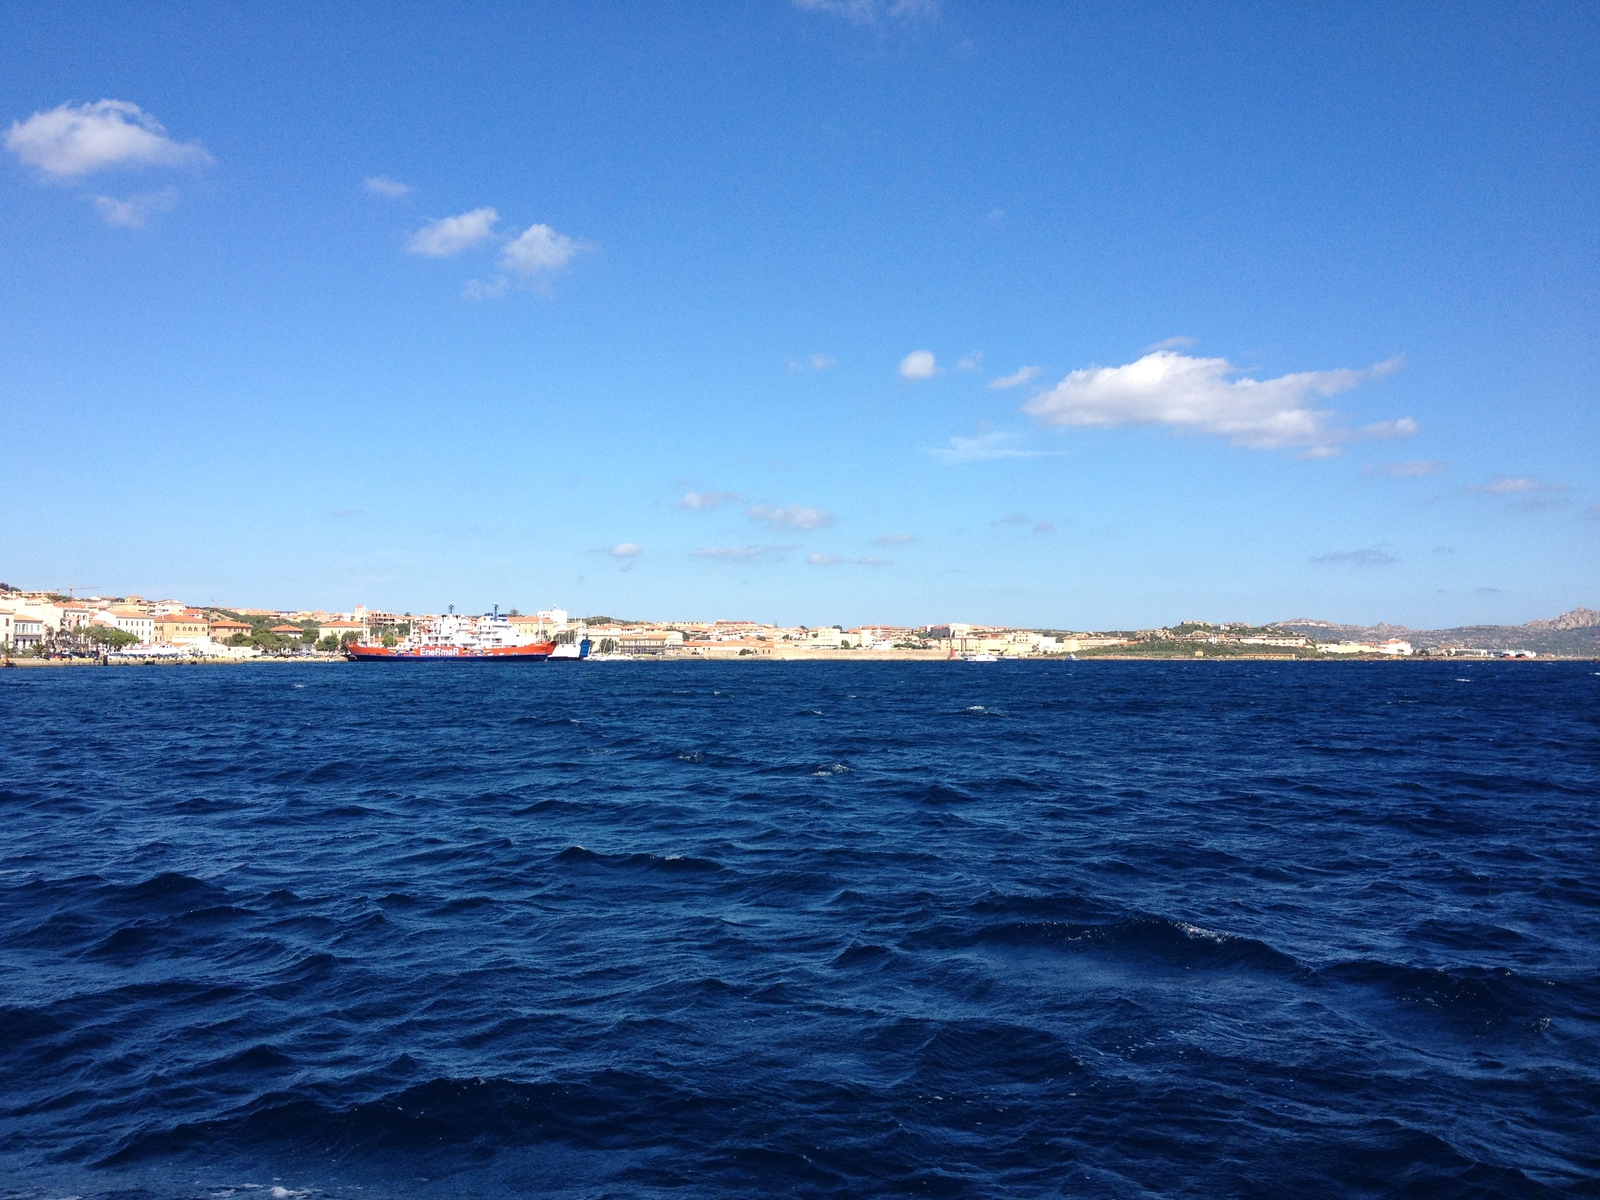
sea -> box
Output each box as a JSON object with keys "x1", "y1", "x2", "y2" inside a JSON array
[{"x1": 1, "y1": 660, "x2": 1596, "y2": 1198}]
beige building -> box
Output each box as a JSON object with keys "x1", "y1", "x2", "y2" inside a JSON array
[
  {"x1": 508, "y1": 616, "x2": 558, "y2": 643},
  {"x1": 154, "y1": 612, "x2": 210, "y2": 643},
  {"x1": 617, "y1": 629, "x2": 683, "y2": 655},
  {"x1": 208, "y1": 618, "x2": 253, "y2": 642},
  {"x1": 682, "y1": 639, "x2": 773, "y2": 657},
  {"x1": 317, "y1": 620, "x2": 365, "y2": 642}
]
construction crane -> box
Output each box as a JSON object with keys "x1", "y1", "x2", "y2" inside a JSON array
[{"x1": 55, "y1": 585, "x2": 102, "y2": 599}]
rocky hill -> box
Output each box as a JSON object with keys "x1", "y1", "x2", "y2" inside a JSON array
[{"x1": 1274, "y1": 608, "x2": 1600, "y2": 656}]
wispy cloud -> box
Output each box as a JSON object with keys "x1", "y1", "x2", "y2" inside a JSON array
[
  {"x1": 899, "y1": 349, "x2": 938, "y2": 380},
  {"x1": 1312, "y1": 548, "x2": 1399, "y2": 567},
  {"x1": 1023, "y1": 350, "x2": 1407, "y2": 454},
  {"x1": 747, "y1": 503, "x2": 834, "y2": 530},
  {"x1": 1464, "y1": 476, "x2": 1568, "y2": 495},
  {"x1": 461, "y1": 276, "x2": 508, "y2": 301},
  {"x1": 693, "y1": 545, "x2": 790, "y2": 562},
  {"x1": 1033, "y1": 520, "x2": 1054, "y2": 533},
  {"x1": 92, "y1": 185, "x2": 177, "y2": 228},
  {"x1": 679, "y1": 490, "x2": 742, "y2": 511},
  {"x1": 365, "y1": 176, "x2": 410, "y2": 198},
  {"x1": 989, "y1": 366, "x2": 1040, "y2": 390},
  {"x1": 787, "y1": 353, "x2": 837, "y2": 373},
  {"x1": 791, "y1": 0, "x2": 938, "y2": 23},
  {"x1": 407, "y1": 207, "x2": 498, "y2": 256},
  {"x1": 957, "y1": 351, "x2": 983, "y2": 371},
  {"x1": 5, "y1": 100, "x2": 211, "y2": 178},
  {"x1": 1144, "y1": 335, "x2": 1197, "y2": 353},
  {"x1": 929, "y1": 430, "x2": 1046, "y2": 464},
  {"x1": 608, "y1": 542, "x2": 642, "y2": 557},
  {"x1": 809, "y1": 553, "x2": 891, "y2": 566},
  {"x1": 1464, "y1": 476, "x2": 1571, "y2": 512},
  {"x1": 1366, "y1": 459, "x2": 1446, "y2": 477},
  {"x1": 992, "y1": 512, "x2": 1029, "y2": 527},
  {"x1": 874, "y1": 533, "x2": 914, "y2": 545}
]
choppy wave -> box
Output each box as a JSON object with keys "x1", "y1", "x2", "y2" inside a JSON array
[{"x1": 1, "y1": 660, "x2": 1597, "y2": 1197}]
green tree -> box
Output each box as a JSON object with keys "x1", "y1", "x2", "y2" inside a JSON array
[{"x1": 83, "y1": 625, "x2": 139, "y2": 649}]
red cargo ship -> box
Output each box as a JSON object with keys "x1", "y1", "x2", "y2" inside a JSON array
[{"x1": 344, "y1": 612, "x2": 587, "y2": 662}]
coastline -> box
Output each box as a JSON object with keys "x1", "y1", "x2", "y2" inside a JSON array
[{"x1": 4, "y1": 652, "x2": 1592, "y2": 668}]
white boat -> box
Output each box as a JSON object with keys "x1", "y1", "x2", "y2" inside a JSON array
[{"x1": 961, "y1": 652, "x2": 998, "y2": 663}]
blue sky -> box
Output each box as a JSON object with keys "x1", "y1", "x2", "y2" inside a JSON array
[{"x1": 2, "y1": 2, "x2": 1594, "y2": 628}]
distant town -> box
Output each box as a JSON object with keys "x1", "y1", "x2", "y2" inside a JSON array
[{"x1": 4, "y1": 584, "x2": 1590, "y2": 663}]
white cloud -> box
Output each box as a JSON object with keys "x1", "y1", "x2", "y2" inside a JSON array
[
  {"x1": 609, "y1": 542, "x2": 642, "y2": 557},
  {"x1": 1358, "y1": 418, "x2": 1419, "y2": 440},
  {"x1": 1034, "y1": 520, "x2": 1054, "y2": 533},
  {"x1": 989, "y1": 366, "x2": 1040, "y2": 390},
  {"x1": 899, "y1": 350, "x2": 938, "y2": 380},
  {"x1": 929, "y1": 430, "x2": 1046, "y2": 464},
  {"x1": 957, "y1": 351, "x2": 983, "y2": 370},
  {"x1": 461, "y1": 276, "x2": 509, "y2": 301},
  {"x1": 787, "y1": 353, "x2": 837, "y2": 373},
  {"x1": 1465, "y1": 476, "x2": 1566, "y2": 495},
  {"x1": 1312, "y1": 548, "x2": 1399, "y2": 567},
  {"x1": 365, "y1": 176, "x2": 410, "y2": 198},
  {"x1": 1023, "y1": 350, "x2": 1405, "y2": 454},
  {"x1": 5, "y1": 100, "x2": 211, "y2": 178},
  {"x1": 92, "y1": 185, "x2": 177, "y2": 228},
  {"x1": 407, "y1": 207, "x2": 498, "y2": 256},
  {"x1": 694, "y1": 545, "x2": 787, "y2": 562},
  {"x1": 501, "y1": 222, "x2": 579, "y2": 278},
  {"x1": 809, "y1": 553, "x2": 890, "y2": 566},
  {"x1": 874, "y1": 533, "x2": 914, "y2": 545},
  {"x1": 1144, "y1": 335, "x2": 1197, "y2": 353},
  {"x1": 747, "y1": 503, "x2": 834, "y2": 530},
  {"x1": 1366, "y1": 459, "x2": 1446, "y2": 477},
  {"x1": 679, "y1": 490, "x2": 742, "y2": 511},
  {"x1": 791, "y1": 0, "x2": 938, "y2": 22}
]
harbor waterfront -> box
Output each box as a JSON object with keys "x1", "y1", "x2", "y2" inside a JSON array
[
  {"x1": 1, "y1": 660, "x2": 1595, "y2": 1197},
  {"x1": 3, "y1": 587, "x2": 1596, "y2": 663}
]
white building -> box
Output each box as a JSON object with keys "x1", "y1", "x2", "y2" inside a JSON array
[{"x1": 100, "y1": 608, "x2": 156, "y2": 644}]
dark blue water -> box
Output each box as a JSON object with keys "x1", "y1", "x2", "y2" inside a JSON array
[{"x1": 2, "y1": 661, "x2": 1597, "y2": 1198}]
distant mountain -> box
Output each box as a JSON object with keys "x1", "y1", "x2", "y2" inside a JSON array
[{"x1": 1274, "y1": 608, "x2": 1600, "y2": 656}]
